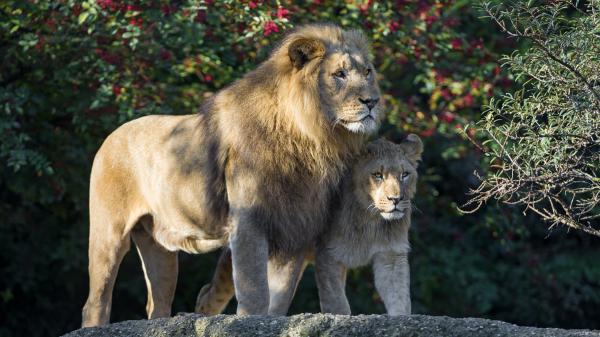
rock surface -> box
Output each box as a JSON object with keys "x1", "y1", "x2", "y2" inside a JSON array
[{"x1": 63, "y1": 313, "x2": 600, "y2": 337}]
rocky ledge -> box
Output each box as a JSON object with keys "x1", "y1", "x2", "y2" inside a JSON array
[{"x1": 63, "y1": 313, "x2": 599, "y2": 337}]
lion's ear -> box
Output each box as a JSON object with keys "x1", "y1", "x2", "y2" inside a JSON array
[
  {"x1": 399, "y1": 134, "x2": 423, "y2": 166},
  {"x1": 288, "y1": 38, "x2": 325, "y2": 69}
]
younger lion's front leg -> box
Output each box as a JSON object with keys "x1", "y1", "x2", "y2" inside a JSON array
[
  {"x1": 229, "y1": 213, "x2": 270, "y2": 315},
  {"x1": 315, "y1": 249, "x2": 350, "y2": 315},
  {"x1": 372, "y1": 252, "x2": 411, "y2": 315}
]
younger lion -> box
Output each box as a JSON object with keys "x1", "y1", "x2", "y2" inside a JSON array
[{"x1": 196, "y1": 135, "x2": 423, "y2": 316}]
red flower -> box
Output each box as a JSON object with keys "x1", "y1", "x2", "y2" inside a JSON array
[
  {"x1": 451, "y1": 38, "x2": 462, "y2": 50},
  {"x1": 440, "y1": 111, "x2": 455, "y2": 123},
  {"x1": 159, "y1": 49, "x2": 172, "y2": 61},
  {"x1": 129, "y1": 18, "x2": 143, "y2": 27},
  {"x1": 440, "y1": 88, "x2": 452, "y2": 100},
  {"x1": 358, "y1": 0, "x2": 374, "y2": 14},
  {"x1": 263, "y1": 21, "x2": 279, "y2": 36},
  {"x1": 444, "y1": 17, "x2": 460, "y2": 27},
  {"x1": 463, "y1": 93, "x2": 474, "y2": 107},
  {"x1": 112, "y1": 84, "x2": 122, "y2": 96},
  {"x1": 35, "y1": 35, "x2": 45, "y2": 51},
  {"x1": 425, "y1": 15, "x2": 437, "y2": 26},
  {"x1": 97, "y1": 0, "x2": 118, "y2": 11},
  {"x1": 276, "y1": 7, "x2": 290, "y2": 19},
  {"x1": 249, "y1": 1, "x2": 257, "y2": 9},
  {"x1": 195, "y1": 10, "x2": 206, "y2": 23},
  {"x1": 125, "y1": 4, "x2": 141, "y2": 12},
  {"x1": 420, "y1": 128, "x2": 435, "y2": 137},
  {"x1": 493, "y1": 65, "x2": 501, "y2": 76},
  {"x1": 203, "y1": 74, "x2": 213, "y2": 82},
  {"x1": 434, "y1": 70, "x2": 446, "y2": 84},
  {"x1": 387, "y1": 20, "x2": 401, "y2": 32}
]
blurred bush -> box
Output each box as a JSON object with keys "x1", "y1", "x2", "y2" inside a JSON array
[{"x1": 0, "y1": 1, "x2": 599, "y2": 336}]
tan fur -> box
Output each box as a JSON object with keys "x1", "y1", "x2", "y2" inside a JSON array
[
  {"x1": 195, "y1": 136, "x2": 423, "y2": 316},
  {"x1": 82, "y1": 23, "x2": 381, "y2": 327}
]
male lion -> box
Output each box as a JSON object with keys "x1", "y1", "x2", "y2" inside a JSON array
[
  {"x1": 196, "y1": 135, "x2": 423, "y2": 316},
  {"x1": 82, "y1": 23, "x2": 381, "y2": 327}
]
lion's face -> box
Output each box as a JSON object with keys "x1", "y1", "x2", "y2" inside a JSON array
[
  {"x1": 285, "y1": 27, "x2": 381, "y2": 135},
  {"x1": 319, "y1": 47, "x2": 381, "y2": 134},
  {"x1": 352, "y1": 136, "x2": 423, "y2": 221}
]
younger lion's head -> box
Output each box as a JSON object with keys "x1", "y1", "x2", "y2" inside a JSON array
[
  {"x1": 352, "y1": 135, "x2": 423, "y2": 221},
  {"x1": 271, "y1": 24, "x2": 381, "y2": 139}
]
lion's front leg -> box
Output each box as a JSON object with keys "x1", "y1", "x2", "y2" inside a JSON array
[
  {"x1": 315, "y1": 249, "x2": 350, "y2": 315},
  {"x1": 229, "y1": 213, "x2": 270, "y2": 315},
  {"x1": 372, "y1": 252, "x2": 411, "y2": 315},
  {"x1": 267, "y1": 253, "x2": 307, "y2": 315}
]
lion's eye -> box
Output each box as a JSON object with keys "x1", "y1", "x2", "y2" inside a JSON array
[
  {"x1": 401, "y1": 172, "x2": 410, "y2": 179},
  {"x1": 372, "y1": 172, "x2": 383, "y2": 181},
  {"x1": 333, "y1": 70, "x2": 347, "y2": 79},
  {"x1": 365, "y1": 68, "x2": 372, "y2": 76}
]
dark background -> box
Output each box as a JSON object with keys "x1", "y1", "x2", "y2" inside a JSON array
[{"x1": 2, "y1": 1, "x2": 599, "y2": 336}]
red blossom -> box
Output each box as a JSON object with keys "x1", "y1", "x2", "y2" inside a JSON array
[
  {"x1": 451, "y1": 38, "x2": 462, "y2": 50},
  {"x1": 124, "y1": 4, "x2": 141, "y2": 12},
  {"x1": 112, "y1": 84, "x2": 122, "y2": 96},
  {"x1": 440, "y1": 111, "x2": 455, "y2": 123},
  {"x1": 161, "y1": 5, "x2": 177, "y2": 16},
  {"x1": 97, "y1": 0, "x2": 121, "y2": 11},
  {"x1": 463, "y1": 93, "x2": 474, "y2": 107},
  {"x1": 249, "y1": 1, "x2": 257, "y2": 9},
  {"x1": 440, "y1": 88, "x2": 452, "y2": 100},
  {"x1": 44, "y1": 18, "x2": 56, "y2": 31},
  {"x1": 413, "y1": 46, "x2": 422, "y2": 59},
  {"x1": 444, "y1": 17, "x2": 460, "y2": 27},
  {"x1": 359, "y1": 0, "x2": 374, "y2": 14},
  {"x1": 471, "y1": 38, "x2": 484, "y2": 50},
  {"x1": 493, "y1": 65, "x2": 501, "y2": 76},
  {"x1": 195, "y1": 10, "x2": 206, "y2": 23},
  {"x1": 434, "y1": 71, "x2": 446, "y2": 84},
  {"x1": 129, "y1": 17, "x2": 143, "y2": 28},
  {"x1": 417, "y1": 1, "x2": 430, "y2": 16},
  {"x1": 387, "y1": 20, "x2": 401, "y2": 32},
  {"x1": 276, "y1": 7, "x2": 290, "y2": 19},
  {"x1": 203, "y1": 74, "x2": 213, "y2": 82},
  {"x1": 425, "y1": 15, "x2": 437, "y2": 26},
  {"x1": 35, "y1": 35, "x2": 45, "y2": 51},
  {"x1": 95, "y1": 48, "x2": 120, "y2": 65},
  {"x1": 72, "y1": 4, "x2": 82, "y2": 16},
  {"x1": 420, "y1": 128, "x2": 435, "y2": 137},
  {"x1": 263, "y1": 20, "x2": 279, "y2": 36},
  {"x1": 159, "y1": 49, "x2": 172, "y2": 61},
  {"x1": 396, "y1": 0, "x2": 409, "y2": 8}
]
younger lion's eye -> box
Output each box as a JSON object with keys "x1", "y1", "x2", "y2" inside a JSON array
[
  {"x1": 365, "y1": 68, "x2": 372, "y2": 76},
  {"x1": 401, "y1": 172, "x2": 410, "y2": 179},
  {"x1": 333, "y1": 70, "x2": 346, "y2": 79},
  {"x1": 372, "y1": 172, "x2": 383, "y2": 181}
]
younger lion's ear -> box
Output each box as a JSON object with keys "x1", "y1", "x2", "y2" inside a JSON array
[
  {"x1": 399, "y1": 134, "x2": 423, "y2": 166},
  {"x1": 288, "y1": 38, "x2": 325, "y2": 69}
]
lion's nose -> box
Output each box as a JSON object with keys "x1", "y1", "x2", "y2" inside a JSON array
[
  {"x1": 387, "y1": 196, "x2": 401, "y2": 205},
  {"x1": 359, "y1": 97, "x2": 379, "y2": 110}
]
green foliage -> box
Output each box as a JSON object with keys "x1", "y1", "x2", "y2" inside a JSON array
[
  {"x1": 466, "y1": 1, "x2": 600, "y2": 235},
  {"x1": 1, "y1": 1, "x2": 599, "y2": 336}
]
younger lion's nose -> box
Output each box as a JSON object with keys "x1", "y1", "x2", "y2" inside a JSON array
[
  {"x1": 387, "y1": 196, "x2": 401, "y2": 205},
  {"x1": 359, "y1": 97, "x2": 379, "y2": 110}
]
